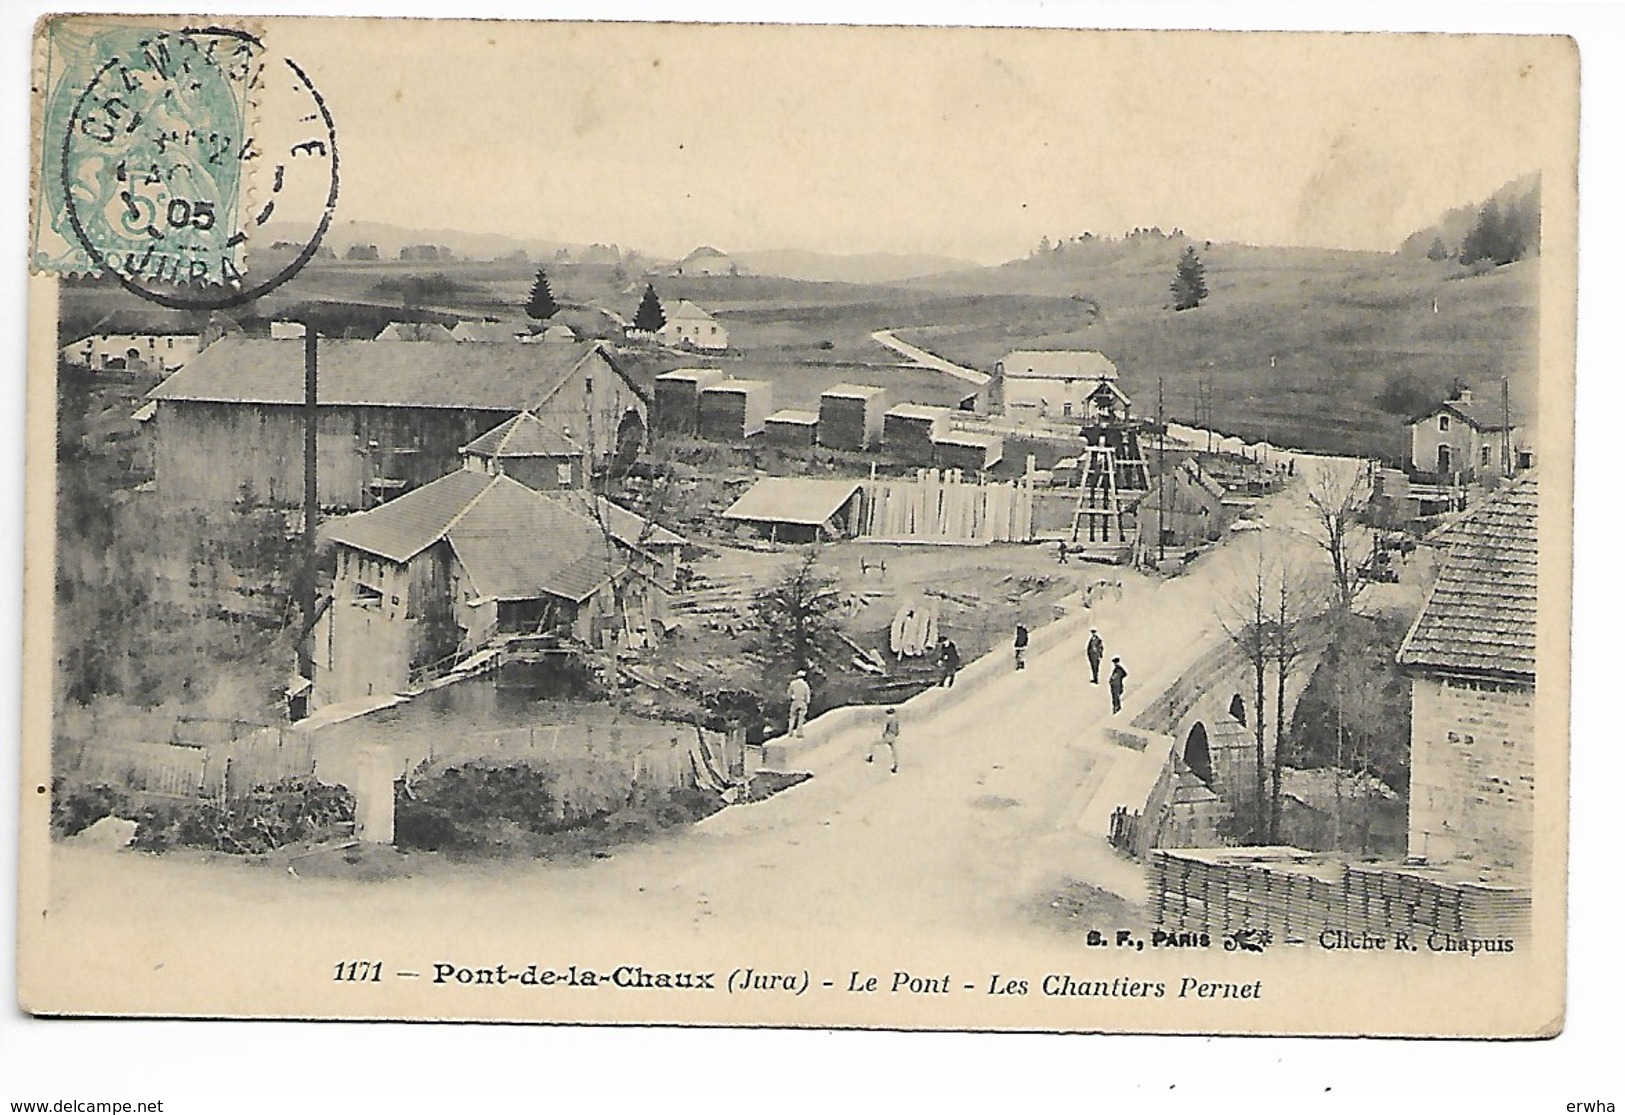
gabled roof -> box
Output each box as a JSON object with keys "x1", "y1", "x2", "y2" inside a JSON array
[
  {"x1": 1397, "y1": 473, "x2": 1537, "y2": 682},
  {"x1": 376, "y1": 322, "x2": 456, "y2": 342},
  {"x1": 1410, "y1": 395, "x2": 1523, "y2": 432},
  {"x1": 1088, "y1": 380, "x2": 1134, "y2": 408},
  {"x1": 66, "y1": 308, "x2": 206, "y2": 342},
  {"x1": 451, "y1": 321, "x2": 527, "y2": 343},
  {"x1": 148, "y1": 337, "x2": 610, "y2": 411},
  {"x1": 461, "y1": 412, "x2": 585, "y2": 459},
  {"x1": 665, "y1": 300, "x2": 718, "y2": 323},
  {"x1": 323, "y1": 472, "x2": 682, "y2": 603},
  {"x1": 681, "y1": 246, "x2": 731, "y2": 262},
  {"x1": 721, "y1": 477, "x2": 863, "y2": 526},
  {"x1": 999, "y1": 350, "x2": 1118, "y2": 380}
]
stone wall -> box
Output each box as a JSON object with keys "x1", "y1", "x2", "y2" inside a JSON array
[{"x1": 1406, "y1": 674, "x2": 1535, "y2": 873}]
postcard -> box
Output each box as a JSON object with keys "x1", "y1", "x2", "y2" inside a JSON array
[{"x1": 18, "y1": 16, "x2": 1577, "y2": 1035}]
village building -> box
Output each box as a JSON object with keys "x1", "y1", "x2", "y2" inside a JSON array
[
  {"x1": 659, "y1": 300, "x2": 729, "y2": 350},
  {"x1": 375, "y1": 321, "x2": 457, "y2": 343},
  {"x1": 315, "y1": 470, "x2": 685, "y2": 707},
  {"x1": 1135, "y1": 457, "x2": 1229, "y2": 552},
  {"x1": 459, "y1": 411, "x2": 586, "y2": 491},
  {"x1": 990, "y1": 350, "x2": 1123, "y2": 421},
  {"x1": 145, "y1": 338, "x2": 648, "y2": 508},
  {"x1": 1396, "y1": 473, "x2": 1537, "y2": 875},
  {"x1": 1408, "y1": 388, "x2": 1534, "y2": 481},
  {"x1": 59, "y1": 310, "x2": 208, "y2": 373},
  {"x1": 673, "y1": 245, "x2": 736, "y2": 276},
  {"x1": 721, "y1": 477, "x2": 864, "y2": 543}
]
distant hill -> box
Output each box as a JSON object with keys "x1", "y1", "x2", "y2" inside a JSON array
[
  {"x1": 1399, "y1": 174, "x2": 1541, "y2": 261},
  {"x1": 731, "y1": 248, "x2": 979, "y2": 284},
  {"x1": 261, "y1": 219, "x2": 635, "y2": 265}
]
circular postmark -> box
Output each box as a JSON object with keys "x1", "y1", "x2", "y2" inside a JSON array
[{"x1": 54, "y1": 25, "x2": 338, "y2": 310}]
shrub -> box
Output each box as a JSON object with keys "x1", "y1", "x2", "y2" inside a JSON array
[{"x1": 50, "y1": 779, "x2": 131, "y2": 838}]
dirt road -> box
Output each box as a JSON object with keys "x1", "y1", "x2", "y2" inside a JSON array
[{"x1": 871, "y1": 328, "x2": 992, "y2": 386}]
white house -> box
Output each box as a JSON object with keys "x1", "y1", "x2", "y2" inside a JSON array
[
  {"x1": 659, "y1": 300, "x2": 729, "y2": 351},
  {"x1": 993, "y1": 350, "x2": 1122, "y2": 420},
  {"x1": 673, "y1": 245, "x2": 736, "y2": 276},
  {"x1": 60, "y1": 311, "x2": 203, "y2": 373},
  {"x1": 1408, "y1": 388, "x2": 1533, "y2": 480}
]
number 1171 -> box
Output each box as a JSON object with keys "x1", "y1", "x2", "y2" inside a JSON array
[{"x1": 333, "y1": 960, "x2": 383, "y2": 982}]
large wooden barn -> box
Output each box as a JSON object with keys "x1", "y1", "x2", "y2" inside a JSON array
[{"x1": 144, "y1": 338, "x2": 648, "y2": 508}]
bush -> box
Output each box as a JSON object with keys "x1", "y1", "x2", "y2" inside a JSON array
[{"x1": 50, "y1": 779, "x2": 131, "y2": 838}]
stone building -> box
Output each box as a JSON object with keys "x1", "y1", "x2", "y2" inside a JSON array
[{"x1": 1396, "y1": 473, "x2": 1537, "y2": 875}]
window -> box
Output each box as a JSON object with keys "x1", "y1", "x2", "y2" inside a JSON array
[
  {"x1": 1439, "y1": 415, "x2": 1450, "y2": 431},
  {"x1": 1517, "y1": 451, "x2": 1533, "y2": 469},
  {"x1": 1481, "y1": 445, "x2": 1491, "y2": 467},
  {"x1": 556, "y1": 461, "x2": 573, "y2": 486}
]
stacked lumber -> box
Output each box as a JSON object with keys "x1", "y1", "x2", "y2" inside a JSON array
[
  {"x1": 654, "y1": 368, "x2": 726, "y2": 436},
  {"x1": 765, "y1": 408, "x2": 818, "y2": 449},
  {"x1": 818, "y1": 384, "x2": 888, "y2": 450},
  {"x1": 698, "y1": 379, "x2": 773, "y2": 441},
  {"x1": 857, "y1": 469, "x2": 1034, "y2": 544},
  {"x1": 882, "y1": 404, "x2": 951, "y2": 465}
]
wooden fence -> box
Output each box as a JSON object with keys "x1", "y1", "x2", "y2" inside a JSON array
[
  {"x1": 858, "y1": 469, "x2": 1034, "y2": 545},
  {"x1": 66, "y1": 725, "x2": 317, "y2": 799}
]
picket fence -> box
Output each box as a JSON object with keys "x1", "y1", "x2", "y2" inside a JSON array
[{"x1": 69, "y1": 725, "x2": 317, "y2": 799}]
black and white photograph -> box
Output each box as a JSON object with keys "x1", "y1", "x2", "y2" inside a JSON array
[{"x1": 14, "y1": 8, "x2": 1587, "y2": 1063}]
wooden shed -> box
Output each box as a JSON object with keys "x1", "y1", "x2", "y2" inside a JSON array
[
  {"x1": 698, "y1": 379, "x2": 773, "y2": 442},
  {"x1": 933, "y1": 430, "x2": 1004, "y2": 473},
  {"x1": 818, "y1": 383, "x2": 889, "y2": 451},
  {"x1": 654, "y1": 367, "x2": 727, "y2": 436},
  {"x1": 883, "y1": 403, "x2": 953, "y2": 466},
  {"x1": 765, "y1": 409, "x2": 819, "y2": 449}
]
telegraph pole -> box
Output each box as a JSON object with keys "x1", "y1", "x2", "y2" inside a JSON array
[
  {"x1": 298, "y1": 324, "x2": 319, "y2": 687},
  {"x1": 1157, "y1": 376, "x2": 1167, "y2": 564}
]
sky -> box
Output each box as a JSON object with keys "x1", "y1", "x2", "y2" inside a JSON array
[{"x1": 260, "y1": 21, "x2": 1573, "y2": 264}]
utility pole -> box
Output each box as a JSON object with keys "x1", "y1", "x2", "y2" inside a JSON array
[
  {"x1": 298, "y1": 325, "x2": 319, "y2": 687},
  {"x1": 1501, "y1": 377, "x2": 1512, "y2": 477},
  {"x1": 1157, "y1": 376, "x2": 1167, "y2": 564}
]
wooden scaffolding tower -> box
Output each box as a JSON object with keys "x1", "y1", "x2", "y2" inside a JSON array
[{"x1": 1070, "y1": 444, "x2": 1131, "y2": 543}]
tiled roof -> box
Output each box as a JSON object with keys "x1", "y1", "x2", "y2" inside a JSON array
[
  {"x1": 999, "y1": 350, "x2": 1118, "y2": 380},
  {"x1": 322, "y1": 470, "x2": 494, "y2": 563},
  {"x1": 149, "y1": 337, "x2": 604, "y2": 410},
  {"x1": 323, "y1": 471, "x2": 680, "y2": 601},
  {"x1": 1397, "y1": 473, "x2": 1537, "y2": 681},
  {"x1": 1412, "y1": 396, "x2": 1527, "y2": 432},
  {"x1": 666, "y1": 300, "x2": 717, "y2": 322},
  {"x1": 461, "y1": 412, "x2": 584, "y2": 458}
]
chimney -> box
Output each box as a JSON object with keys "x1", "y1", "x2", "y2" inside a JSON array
[{"x1": 1456, "y1": 387, "x2": 1473, "y2": 403}]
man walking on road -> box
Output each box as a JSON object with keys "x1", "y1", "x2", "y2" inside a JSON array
[
  {"x1": 1109, "y1": 657, "x2": 1128, "y2": 715},
  {"x1": 1014, "y1": 623, "x2": 1029, "y2": 671},
  {"x1": 938, "y1": 638, "x2": 961, "y2": 687},
  {"x1": 868, "y1": 708, "x2": 901, "y2": 773},
  {"x1": 787, "y1": 671, "x2": 812, "y2": 738},
  {"x1": 1086, "y1": 628, "x2": 1105, "y2": 685}
]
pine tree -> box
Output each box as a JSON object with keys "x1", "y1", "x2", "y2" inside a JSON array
[
  {"x1": 632, "y1": 283, "x2": 666, "y2": 333},
  {"x1": 1170, "y1": 246, "x2": 1208, "y2": 311},
  {"x1": 1425, "y1": 235, "x2": 1450, "y2": 262},
  {"x1": 525, "y1": 267, "x2": 560, "y2": 320}
]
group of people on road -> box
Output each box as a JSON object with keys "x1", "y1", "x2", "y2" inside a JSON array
[{"x1": 1086, "y1": 626, "x2": 1128, "y2": 714}]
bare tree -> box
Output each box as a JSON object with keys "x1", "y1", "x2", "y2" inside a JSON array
[
  {"x1": 1264, "y1": 563, "x2": 1325, "y2": 843},
  {"x1": 1216, "y1": 549, "x2": 1272, "y2": 843},
  {"x1": 1305, "y1": 461, "x2": 1373, "y2": 614}
]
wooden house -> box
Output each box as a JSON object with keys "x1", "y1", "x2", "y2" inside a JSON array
[
  {"x1": 764, "y1": 409, "x2": 819, "y2": 449},
  {"x1": 721, "y1": 477, "x2": 864, "y2": 543},
  {"x1": 653, "y1": 368, "x2": 727, "y2": 436},
  {"x1": 883, "y1": 403, "x2": 953, "y2": 466},
  {"x1": 59, "y1": 309, "x2": 208, "y2": 373},
  {"x1": 145, "y1": 338, "x2": 647, "y2": 509},
  {"x1": 460, "y1": 411, "x2": 586, "y2": 491},
  {"x1": 698, "y1": 379, "x2": 772, "y2": 441},
  {"x1": 1136, "y1": 457, "x2": 1229, "y2": 551},
  {"x1": 315, "y1": 470, "x2": 684, "y2": 707},
  {"x1": 818, "y1": 384, "x2": 888, "y2": 451}
]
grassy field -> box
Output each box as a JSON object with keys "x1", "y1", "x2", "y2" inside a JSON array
[{"x1": 57, "y1": 238, "x2": 1539, "y2": 462}]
